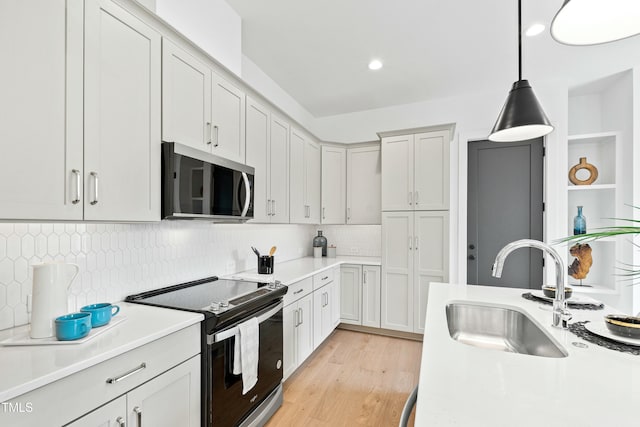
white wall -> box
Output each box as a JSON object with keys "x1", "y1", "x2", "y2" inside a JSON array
[
  {"x1": 0, "y1": 222, "x2": 316, "y2": 330},
  {"x1": 156, "y1": 0, "x2": 242, "y2": 76}
]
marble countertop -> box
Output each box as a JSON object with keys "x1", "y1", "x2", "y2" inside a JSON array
[
  {"x1": 228, "y1": 255, "x2": 381, "y2": 285},
  {"x1": 415, "y1": 283, "x2": 640, "y2": 426},
  {"x1": 0, "y1": 303, "x2": 203, "y2": 403}
]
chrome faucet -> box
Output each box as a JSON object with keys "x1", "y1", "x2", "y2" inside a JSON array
[{"x1": 491, "y1": 239, "x2": 571, "y2": 329}]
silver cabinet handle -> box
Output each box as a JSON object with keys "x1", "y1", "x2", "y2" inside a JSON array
[
  {"x1": 415, "y1": 190, "x2": 420, "y2": 205},
  {"x1": 415, "y1": 236, "x2": 419, "y2": 250},
  {"x1": 266, "y1": 199, "x2": 271, "y2": 216},
  {"x1": 106, "y1": 362, "x2": 146, "y2": 384},
  {"x1": 116, "y1": 416, "x2": 125, "y2": 427},
  {"x1": 206, "y1": 122, "x2": 212, "y2": 145},
  {"x1": 133, "y1": 406, "x2": 142, "y2": 427},
  {"x1": 322, "y1": 207, "x2": 326, "y2": 220},
  {"x1": 90, "y1": 171, "x2": 99, "y2": 205},
  {"x1": 364, "y1": 270, "x2": 368, "y2": 284},
  {"x1": 408, "y1": 191, "x2": 412, "y2": 206},
  {"x1": 409, "y1": 236, "x2": 412, "y2": 250},
  {"x1": 72, "y1": 169, "x2": 81, "y2": 204},
  {"x1": 293, "y1": 288, "x2": 304, "y2": 295},
  {"x1": 294, "y1": 309, "x2": 299, "y2": 327},
  {"x1": 213, "y1": 125, "x2": 219, "y2": 147},
  {"x1": 347, "y1": 207, "x2": 351, "y2": 221},
  {"x1": 272, "y1": 199, "x2": 276, "y2": 216},
  {"x1": 299, "y1": 307, "x2": 303, "y2": 325}
]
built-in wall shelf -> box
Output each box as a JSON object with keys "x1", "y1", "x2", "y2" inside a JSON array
[{"x1": 567, "y1": 184, "x2": 616, "y2": 191}]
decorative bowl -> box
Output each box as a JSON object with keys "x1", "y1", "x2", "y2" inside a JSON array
[
  {"x1": 541, "y1": 286, "x2": 572, "y2": 299},
  {"x1": 604, "y1": 315, "x2": 640, "y2": 339}
]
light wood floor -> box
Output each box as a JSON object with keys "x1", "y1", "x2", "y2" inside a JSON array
[{"x1": 266, "y1": 329, "x2": 422, "y2": 427}]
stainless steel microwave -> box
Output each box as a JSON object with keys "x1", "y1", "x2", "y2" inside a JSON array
[{"x1": 161, "y1": 142, "x2": 254, "y2": 221}]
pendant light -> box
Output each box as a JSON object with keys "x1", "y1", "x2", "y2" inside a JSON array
[
  {"x1": 551, "y1": 0, "x2": 640, "y2": 46},
  {"x1": 488, "y1": 0, "x2": 553, "y2": 142}
]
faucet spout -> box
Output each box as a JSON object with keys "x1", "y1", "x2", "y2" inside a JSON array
[{"x1": 491, "y1": 239, "x2": 570, "y2": 329}]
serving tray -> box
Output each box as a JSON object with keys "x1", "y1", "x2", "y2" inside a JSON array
[{"x1": 0, "y1": 316, "x2": 126, "y2": 346}]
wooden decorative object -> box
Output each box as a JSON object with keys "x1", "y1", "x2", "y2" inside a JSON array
[
  {"x1": 568, "y1": 157, "x2": 598, "y2": 185},
  {"x1": 568, "y1": 243, "x2": 592, "y2": 280}
]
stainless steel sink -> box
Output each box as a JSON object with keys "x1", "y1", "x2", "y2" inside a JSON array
[{"x1": 445, "y1": 302, "x2": 568, "y2": 358}]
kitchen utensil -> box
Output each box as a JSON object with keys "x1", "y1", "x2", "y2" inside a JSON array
[
  {"x1": 541, "y1": 285, "x2": 573, "y2": 299},
  {"x1": 30, "y1": 262, "x2": 80, "y2": 338},
  {"x1": 269, "y1": 246, "x2": 277, "y2": 256},
  {"x1": 604, "y1": 314, "x2": 640, "y2": 339},
  {"x1": 81, "y1": 303, "x2": 121, "y2": 327},
  {"x1": 258, "y1": 256, "x2": 274, "y2": 274},
  {"x1": 54, "y1": 312, "x2": 92, "y2": 341},
  {"x1": 251, "y1": 246, "x2": 261, "y2": 257}
]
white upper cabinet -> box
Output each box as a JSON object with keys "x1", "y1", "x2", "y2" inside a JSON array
[
  {"x1": 245, "y1": 98, "x2": 289, "y2": 223},
  {"x1": 381, "y1": 129, "x2": 450, "y2": 211},
  {"x1": 0, "y1": 0, "x2": 83, "y2": 220},
  {"x1": 162, "y1": 40, "x2": 245, "y2": 163},
  {"x1": 84, "y1": 0, "x2": 161, "y2": 221},
  {"x1": 162, "y1": 39, "x2": 211, "y2": 151},
  {"x1": 269, "y1": 115, "x2": 290, "y2": 223},
  {"x1": 321, "y1": 146, "x2": 346, "y2": 224},
  {"x1": 346, "y1": 145, "x2": 381, "y2": 224},
  {"x1": 211, "y1": 72, "x2": 246, "y2": 163},
  {"x1": 290, "y1": 127, "x2": 321, "y2": 224}
]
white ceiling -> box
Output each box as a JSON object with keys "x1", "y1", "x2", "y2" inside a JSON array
[{"x1": 226, "y1": 0, "x2": 640, "y2": 118}]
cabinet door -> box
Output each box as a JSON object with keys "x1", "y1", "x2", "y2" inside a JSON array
[
  {"x1": 126, "y1": 356, "x2": 200, "y2": 427},
  {"x1": 161, "y1": 39, "x2": 212, "y2": 151},
  {"x1": 211, "y1": 72, "x2": 245, "y2": 163},
  {"x1": 312, "y1": 286, "x2": 325, "y2": 348},
  {"x1": 245, "y1": 96, "x2": 270, "y2": 223},
  {"x1": 289, "y1": 127, "x2": 306, "y2": 223},
  {"x1": 321, "y1": 146, "x2": 346, "y2": 224},
  {"x1": 414, "y1": 130, "x2": 450, "y2": 210},
  {"x1": 66, "y1": 395, "x2": 126, "y2": 427},
  {"x1": 84, "y1": 0, "x2": 161, "y2": 221},
  {"x1": 0, "y1": 0, "x2": 83, "y2": 220},
  {"x1": 381, "y1": 212, "x2": 414, "y2": 332},
  {"x1": 269, "y1": 115, "x2": 290, "y2": 223},
  {"x1": 362, "y1": 265, "x2": 382, "y2": 328},
  {"x1": 296, "y1": 293, "x2": 314, "y2": 363},
  {"x1": 414, "y1": 211, "x2": 449, "y2": 334},
  {"x1": 330, "y1": 267, "x2": 341, "y2": 327},
  {"x1": 347, "y1": 145, "x2": 381, "y2": 224},
  {"x1": 381, "y1": 135, "x2": 414, "y2": 211},
  {"x1": 282, "y1": 303, "x2": 297, "y2": 381},
  {"x1": 340, "y1": 265, "x2": 362, "y2": 325},
  {"x1": 305, "y1": 139, "x2": 322, "y2": 224}
]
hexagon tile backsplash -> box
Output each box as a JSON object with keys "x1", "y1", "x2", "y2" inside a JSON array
[{"x1": 0, "y1": 221, "x2": 317, "y2": 330}]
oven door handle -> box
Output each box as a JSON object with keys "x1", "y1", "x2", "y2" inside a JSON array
[{"x1": 210, "y1": 301, "x2": 283, "y2": 343}]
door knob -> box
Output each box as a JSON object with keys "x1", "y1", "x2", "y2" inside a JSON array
[{"x1": 468, "y1": 255, "x2": 476, "y2": 260}]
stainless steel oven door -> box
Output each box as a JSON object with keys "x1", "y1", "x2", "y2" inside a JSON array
[{"x1": 206, "y1": 301, "x2": 283, "y2": 427}]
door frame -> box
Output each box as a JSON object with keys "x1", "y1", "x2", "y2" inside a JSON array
[{"x1": 456, "y1": 129, "x2": 547, "y2": 286}]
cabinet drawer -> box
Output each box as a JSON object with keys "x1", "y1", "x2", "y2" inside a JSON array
[
  {"x1": 313, "y1": 269, "x2": 334, "y2": 290},
  {"x1": 4, "y1": 324, "x2": 200, "y2": 427},
  {"x1": 284, "y1": 277, "x2": 313, "y2": 306}
]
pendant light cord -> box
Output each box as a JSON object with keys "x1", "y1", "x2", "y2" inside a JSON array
[{"x1": 518, "y1": 0, "x2": 522, "y2": 81}]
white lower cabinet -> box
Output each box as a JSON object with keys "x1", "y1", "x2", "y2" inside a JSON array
[
  {"x1": 312, "y1": 277, "x2": 339, "y2": 348},
  {"x1": 68, "y1": 356, "x2": 200, "y2": 427},
  {"x1": 340, "y1": 265, "x2": 381, "y2": 328},
  {"x1": 381, "y1": 211, "x2": 448, "y2": 333},
  {"x1": 283, "y1": 292, "x2": 313, "y2": 381},
  {"x1": 4, "y1": 324, "x2": 201, "y2": 427}
]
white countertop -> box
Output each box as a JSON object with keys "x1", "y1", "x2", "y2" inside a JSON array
[
  {"x1": 415, "y1": 283, "x2": 640, "y2": 426},
  {"x1": 0, "y1": 303, "x2": 203, "y2": 403},
  {"x1": 228, "y1": 256, "x2": 381, "y2": 285}
]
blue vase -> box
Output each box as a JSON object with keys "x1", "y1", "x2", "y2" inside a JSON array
[{"x1": 573, "y1": 206, "x2": 586, "y2": 235}]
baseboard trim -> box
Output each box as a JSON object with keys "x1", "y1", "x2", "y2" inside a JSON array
[{"x1": 337, "y1": 324, "x2": 423, "y2": 341}]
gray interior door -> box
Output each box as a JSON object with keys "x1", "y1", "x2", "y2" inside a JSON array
[{"x1": 467, "y1": 138, "x2": 543, "y2": 288}]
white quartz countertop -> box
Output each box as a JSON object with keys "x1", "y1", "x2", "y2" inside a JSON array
[
  {"x1": 228, "y1": 256, "x2": 381, "y2": 285},
  {"x1": 0, "y1": 303, "x2": 203, "y2": 403},
  {"x1": 415, "y1": 283, "x2": 640, "y2": 426}
]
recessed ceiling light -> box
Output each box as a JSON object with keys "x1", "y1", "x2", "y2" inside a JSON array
[
  {"x1": 368, "y1": 59, "x2": 383, "y2": 70},
  {"x1": 525, "y1": 23, "x2": 545, "y2": 37}
]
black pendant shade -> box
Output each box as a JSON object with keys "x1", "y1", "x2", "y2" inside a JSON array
[
  {"x1": 488, "y1": 80, "x2": 553, "y2": 142},
  {"x1": 488, "y1": 0, "x2": 554, "y2": 142}
]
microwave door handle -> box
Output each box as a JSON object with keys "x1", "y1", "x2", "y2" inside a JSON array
[
  {"x1": 241, "y1": 172, "x2": 250, "y2": 217},
  {"x1": 211, "y1": 301, "x2": 283, "y2": 343}
]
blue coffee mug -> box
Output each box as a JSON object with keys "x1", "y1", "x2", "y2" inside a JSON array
[
  {"x1": 55, "y1": 312, "x2": 92, "y2": 341},
  {"x1": 80, "y1": 303, "x2": 120, "y2": 327}
]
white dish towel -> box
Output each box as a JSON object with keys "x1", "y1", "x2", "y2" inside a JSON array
[{"x1": 233, "y1": 317, "x2": 260, "y2": 395}]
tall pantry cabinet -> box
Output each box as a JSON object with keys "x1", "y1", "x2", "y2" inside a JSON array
[{"x1": 381, "y1": 128, "x2": 451, "y2": 333}]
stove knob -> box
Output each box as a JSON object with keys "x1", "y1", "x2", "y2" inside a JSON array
[
  {"x1": 268, "y1": 282, "x2": 276, "y2": 289},
  {"x1": 219, "y1": 301, "x2": 229, "y2": 309},
  {"x1": 209, "y1": 302, "x2": 220, "y2": 312}
]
